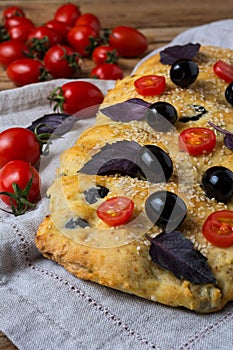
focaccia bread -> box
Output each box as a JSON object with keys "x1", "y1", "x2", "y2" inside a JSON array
[{"x1": 36, "y1": 44, "x2": 233, "y2": 313}]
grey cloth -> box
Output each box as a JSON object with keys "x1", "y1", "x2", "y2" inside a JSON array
[{"x1": 1, "y1": 20, "x2": 233, "y2": 350}]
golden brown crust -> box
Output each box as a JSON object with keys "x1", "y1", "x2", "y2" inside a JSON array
[
  {"x1": 36, "y1": 45, "x2": 233, "y2": 313},
  {"x1": 36, "y1": 215, "x2": 225, "y2": 313}
]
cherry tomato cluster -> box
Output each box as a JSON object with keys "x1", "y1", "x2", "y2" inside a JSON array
[
  {"x1": 0, "y1": 127, "x2": 42, "y2": 216},
  {"x1": 0, "y1": 3, "x2": 148, "y2": 86},
  {"x1": 0, "y1": 77, "x2": 107, "y2": 215}
]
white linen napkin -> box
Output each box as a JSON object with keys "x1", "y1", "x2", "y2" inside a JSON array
[{"x1": 1, "y1": 20, "x2": 233, "y2": 350}]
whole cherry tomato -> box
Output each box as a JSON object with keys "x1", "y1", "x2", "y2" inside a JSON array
[
  {"x1": 7, "y1": 23, "x2": 35, "y2": 42},
  {"x1": 97, "y1": 196, "x2": 134, "y2": 226},
  {"x1": 202, "y1": 210, "x2": 233, "y2": 248},
  {"x1": 74, "y1": 13, "x2": 101, "y2": 33},
  {"x1": 0, "y1": 40, "x2": 28, "y2": 67},
  {"x1": 178, "y1": 127, "x2": 216, "y2": 156},
  {"x1": 67, "y1": 25, "x2": 99, "y2": 57},
  {"x1": 90, "y1": 63, "x2": 123, "y2": 80},
  {"x1": 3, "y1": 6, "x2": 25, "y2": 19},
  {"x1": 27, "y1": 26, "x2": 61, "y2": 58},
  {"x1": 44, "y1": 45, "x2": 80, "y2": 78},
  {"x1": 0, "y1": 160, "x2": 41, "y2": 215},
  {"x1": 92, "y1": 45, "x2": 119, "y2": 64},
  {"x1": 54, "y1": 3, "x2": 81, "y2": 26},
  {"x1": 48, "y1": 81, "x2": 104, "y2": 117},
  {"x1": 7, "y1": 58, "x2": 48, "y2": 86},
  {"x1": 4, "y1": 17, "x2": 34, "y2": 31},
  {"x1": 109, "y1": 26, "x2": 148, "y2": 57},
  {"x1": 213, "y1": 60, "x2": 233, "y2": 83},
  {"x1": 134, "y1": 75, "x2": 166, "y2": 96},
  {"x1": 0, "y1": 127, "x2": 41, "y2": 168},
  {"x1": 45, "y1": 19, "x2": 71, "y2": 44}
]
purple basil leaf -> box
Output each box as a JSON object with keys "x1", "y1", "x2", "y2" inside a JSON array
[
  {"x1": 127, "y1": 98, "x2": 151, "y2": 107},
  {"x1": 160, "y1": 43, "x2": 201, "y2": 65},
  {"x1": 79, "y1": 140, "x2": 143, "y2": 177},
  {"x1": 100, "y1": 98, "x2": 151, "y2": 122},
  {"x1": 98, "y1": 158, "x2": 143, "y2": 178},
  {"x1": 27, "y1": 113, "x2": 76, "y2": 136},
  {"x1": 208, "y1": 121, "x2": 233, "y2": 150},
  {"x1": 146, "y1": 231, "x2": 216, "y2": 284},
  {"x1": 224, "y1": 134, "x2": 233, "y2": 150}
]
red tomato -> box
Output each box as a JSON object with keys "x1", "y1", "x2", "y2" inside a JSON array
[
  {"x1": 202, "y1": 210, "x2": 233, "y2": 248},
  {"x1": 134, "y1": 75, "x2": 166, "y2": 96},
  {"x1": 0, "y1": 160, "x2": 41, "y2": 213},
  {"x1": 27, "y1": 25, "x2": 61, "y2": 48},
  {"x1": 67, "y1": 25, "x2": 99, "y2": 57},
  {"x1": 74, "y1": 13, "x2": 101, "y2": 33},
  {"x1": 109, "y1": 26, "x2": 148, "y2": 57},
  {"x1": 45, "y1": 19, "x2": 71, "y2": 44},
  {"x1": 7, "y1": 23, "x2": 35, "y2": 42},
  {"x1": 44, "y1": 45, "x2": 79, "y2": 78},
  {"x1": 7, "y1": 58, "x2": 48, "y2": 86},
  {"x1": 178, "y1": 127, "x2": 216, "y2": 156},
  {"x1": 3, "y1": 6, "x2": 25, "y2": 19},
  {"x1": 0, "y1": 40, "x2": 28, "y2": 67},
  {"x1": 27, "y1": 26, "x2": 61, "y2": 59},
  {"x1": 213, "y1": 60, "x2": 233, "y2": 83},
  {"x1": 4, "y1": 17, "x2": 34, "y2": 31},
  {"x1": 90, "y1": 63, "x2": 123, "y2": 80},
  {"x1": 49, "y1": 81, "x2": 104, "y2": 117},
  {"x1": 92, "y1": 45, "x2": 119, "y2": 64},
  {"x1": 54, "y1": 3, "x2": 81, "y2": 26},
  {"x1": 97, "y1": 196, "x2": 134, "y2": 226},
  {"x1": 0, "y1": 127, "x2": 41, "y2": 168}
]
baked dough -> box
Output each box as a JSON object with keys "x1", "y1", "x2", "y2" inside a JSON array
[{"x1": 36, "y1": 45, "x2": 233, "y2": 313}]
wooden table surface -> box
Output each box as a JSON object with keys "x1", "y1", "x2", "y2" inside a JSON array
[{"x1": 1, "y1": 0, "x2": 233, "y2": 348}]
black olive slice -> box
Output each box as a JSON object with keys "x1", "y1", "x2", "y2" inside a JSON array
[
  {"x1": 65, "y1": 217, "x2": 90, "y2": 229},
  {"x1": 84, "y1": 185, "x2": 109, "y2": 204}
]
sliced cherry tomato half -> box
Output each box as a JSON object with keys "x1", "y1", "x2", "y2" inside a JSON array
[
  {"x1": 97, "y1": 196, "x2": 134, "y2": 226},
  {"x1": 178, "y1": 127, "x2": 216, "y2": 156},
  {"x1": 134, "y1": 75, "x2": 166, "y2": 96},
  {"x1": 213, "y1": 60, "x2": 233, "y2": 83},
  {"x1": 202, "y1": 210, "x2": 233, "y2": 248}
]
